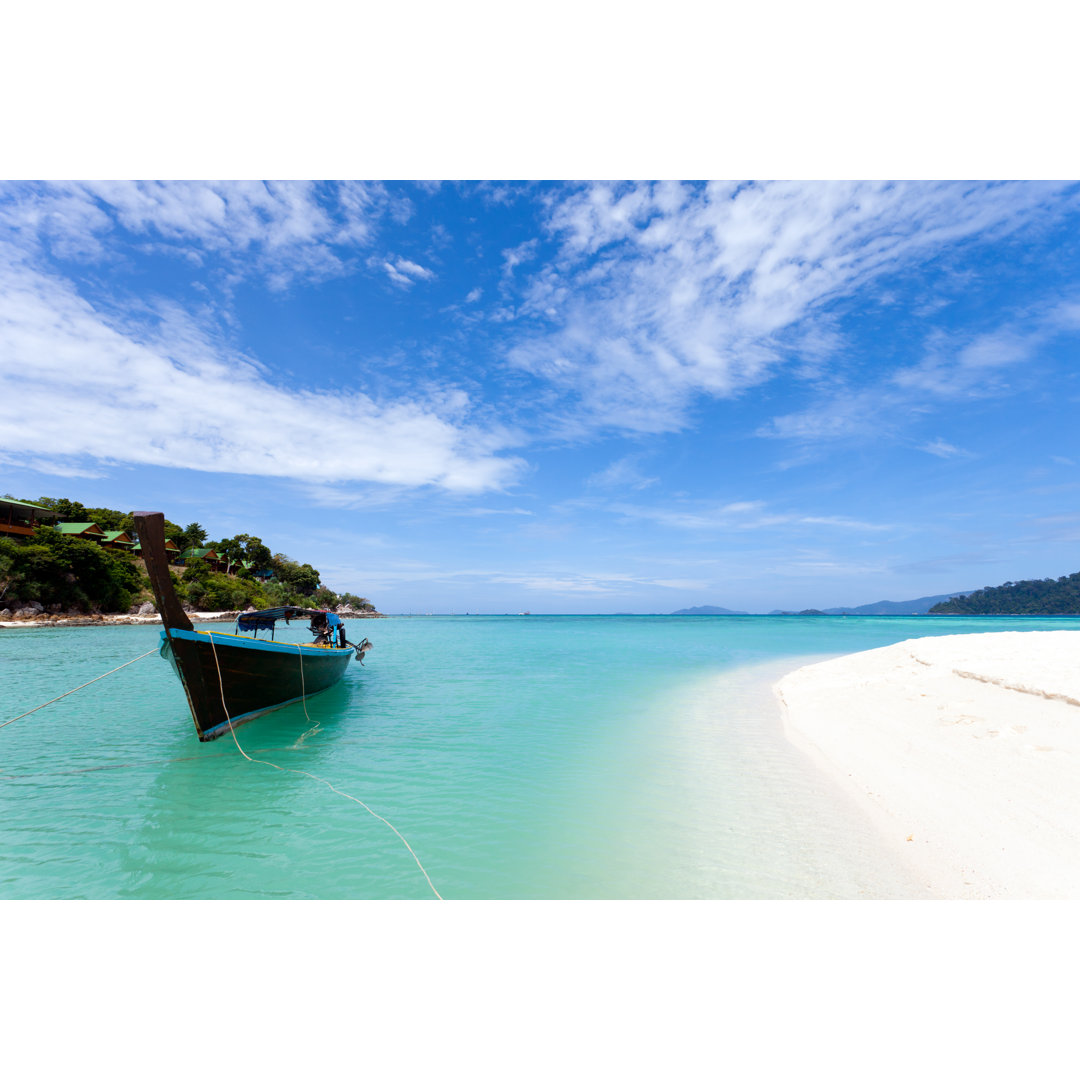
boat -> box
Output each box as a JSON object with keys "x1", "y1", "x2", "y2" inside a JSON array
[{"x1": 135, "y1": 511, "x2": 371, "y2": 741}]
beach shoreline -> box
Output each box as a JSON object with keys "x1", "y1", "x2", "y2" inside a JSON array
[{"x1": 775, "y1": 630, "x2": 1080, "y2": 899}]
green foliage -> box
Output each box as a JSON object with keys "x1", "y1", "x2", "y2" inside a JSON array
[
  {"x1": 35, "y1": 496, "x2": 87, "y2": 520},
  {"x1": 930, "y1": 573, "x2": 1080, "y2": 615},
  {"x1": 181, "y1": 569, "x2": 264, "y2": 611},
  {"x1": 272, "y1": 554, "x2": 321, "y2": 596},
  {"x1": 214, "y1": 533, "x2": 273, "y2": 574},
  {"x1": 338, "y1": 592, "x2": 369, "y2": 609},
  {"x1": 311, "y1": 586, "x2": 340, "y2": 609},
  {"x1": 82, "y1": 506, "x2": 134, "y2": 532},
  {"x1": 0, "y1": 536, "x2": 19, "y2": 602},
  {"x1": 36, "y1": 497, "x2": 180, "y2": 538},
  {"x1": 17, "y1": 495, "x2": 378, "y2": 614},
  {"x1": 177, "y1": 522, "x2": 208, "y2": 551},
  {"x1": 3, "y1": 527, "x2": 142, "y2": 612}
]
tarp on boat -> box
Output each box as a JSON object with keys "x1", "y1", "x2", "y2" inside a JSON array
[{"x1": 236, "y1": 606, "x2": 330, "y2": 632}]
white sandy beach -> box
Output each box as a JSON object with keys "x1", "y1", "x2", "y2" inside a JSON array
[
  {"x1": 776, "y1": 630, "x2": 1080, "y2": 899},
  {"x1": 0, "y1": 610, "x2": 233, "y2": 629}
]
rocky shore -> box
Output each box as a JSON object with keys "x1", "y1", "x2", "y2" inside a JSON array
[{"x1": 0, "y1": 600, "x2": 383, "y2": 629}]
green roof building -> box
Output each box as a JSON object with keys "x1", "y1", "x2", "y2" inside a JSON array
[
  {"x1": 0, "y1": 497, "x2": 59, "y2": 538},
  {"x1": 55, "y1": 522, "x2": 107, "y2": 538}
]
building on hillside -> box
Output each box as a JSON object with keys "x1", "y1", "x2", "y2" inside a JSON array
[
  {"x1": 241, "y1": 560, "x2": 275, "y2": 580},
  {"x1": 179, "y1": 547, "x2": 226, "y2": 573},
  {"x1": 100, "y1": 529, "x2": 136, "y2": 552},
  {"x1": 132, "y1": 538, "x2": 180, "y2": 562},
  {"x1": 0, "y1": 497, "x2": 60, "y2": 537},
  {"x1": 55, "y1": 522, "x2": 108, "y2": 540}
]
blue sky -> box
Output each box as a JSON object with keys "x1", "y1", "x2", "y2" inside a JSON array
[{"x1": 3, "y1": 180, "x2": 1080, "y2": 612}]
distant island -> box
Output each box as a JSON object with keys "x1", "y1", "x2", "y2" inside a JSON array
[
  {"x1": 670, "y1": 605, "x2": 748, "y2": 615},
  {"x1": 823, "y1": 592, "x2": 974, "y2": 616},
  {"x1": 672, "y1": 594, "x2": 971, "y2": 616},
  {"x1": 930, "y1": 574, "x2": 1080, "y2": 615}
]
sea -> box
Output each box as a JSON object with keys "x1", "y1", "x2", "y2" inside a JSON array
[{"x1": 3, "y1": 613, "x2": 1077, "y2": 900}]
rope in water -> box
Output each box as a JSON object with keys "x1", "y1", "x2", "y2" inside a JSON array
[
  {"x1": 1, "y1": 634, "x2": 442, "y2": 899},
  {"x1": 205, "y1": 632, "x2": 443, "y2": 900},
  {"x1": 2, "y1": 649, "x2": 159, "y2": 729}
]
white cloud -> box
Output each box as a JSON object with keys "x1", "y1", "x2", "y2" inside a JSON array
[
  {"x1": 465, "y1": 287, "x2": 483, "y2": 303},
  {"x1": 920, "y1": 438, "x2": 974, "y2": 459},
  {"x1": 605, "y1": 498, "x2": 890, "y2": 533},
  {"x1": 379, "y1": 255, "x2": 436, "y2": 288},
  {"x1": 508, "y1": 181, "x2": 1078, "y2": 434},
  {"x1": 0, "y1": 260, "x2": 522, "y2": 493},
  {"x1": 0, "y1": 180, "x2": 399, "y2": 289},
  {"x1": 763, "y1": 296, "x2": 1080, "y2": 449},
  {"x1": 502, "y1": 239, "x2": 538, "y2": 277},
  {"x1": 586, "y1": 455, "x2": 657, "y2": 490},
  {"x1": 894, "y1": 327, "x2": 1040, "y2": 399},
  {"x1": 759, "y1": 388, "x2": 901, "y2": 443}
]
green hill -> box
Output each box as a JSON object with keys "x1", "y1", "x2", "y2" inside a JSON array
[
  {"x1": 2, "y1": 494, "x2": 376, "y2": 616},
  {"x1": 929, "y1": 574, "x2": 1080, "y2": 615}
]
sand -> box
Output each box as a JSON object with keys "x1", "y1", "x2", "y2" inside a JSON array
[
  {"x1": 0, "y1": 610, "x2": 236, "y2": 629},
  {"x1": 776, "y1": 630, "x2": 1080, "y2": 898}
]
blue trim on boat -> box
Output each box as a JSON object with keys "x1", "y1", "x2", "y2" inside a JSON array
[{"x1": 159, "y1": 627, "x2": 350, "y2": 658}]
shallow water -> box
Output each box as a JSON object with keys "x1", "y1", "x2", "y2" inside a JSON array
[{"x1": 3, "y1": 614, "x2": 1077, "y2": 899}]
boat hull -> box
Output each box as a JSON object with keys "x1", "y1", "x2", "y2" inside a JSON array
[{"x1": 160, "y1": 628, "x2": 354, "y2": 741}]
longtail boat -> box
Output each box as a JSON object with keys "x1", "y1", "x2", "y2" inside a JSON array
[{"x1": 135, "y1": 511, "x2": 371, "y2": 741}]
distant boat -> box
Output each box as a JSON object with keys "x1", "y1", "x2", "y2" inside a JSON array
[{"x1": 135, "y1": 512, "x2": 371, "y2": 741}]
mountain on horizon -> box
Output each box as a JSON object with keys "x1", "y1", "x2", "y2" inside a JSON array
[
  {"x1": 670, "y1": 604, "x2": 748, "y2": 615},
  {"x1": 822, "y1": 591, "x2": 973, "y2": 616}
]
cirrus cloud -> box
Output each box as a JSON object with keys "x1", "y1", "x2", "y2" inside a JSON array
[
  {"x1": 508, "y1": 180, "x2": 1080, "y2": 435},
  {"x1": 0, "y1": 257, "x2": 522, "y2": 493}
]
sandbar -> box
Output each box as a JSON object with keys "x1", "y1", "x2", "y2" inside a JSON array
[{"x1": 775, "y1": 630, "x2": 1080, "y2": 898}]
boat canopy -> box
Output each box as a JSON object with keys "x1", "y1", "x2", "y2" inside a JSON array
[{"x1": 236, "y1": 606, "x2": 334, "y2": 632}]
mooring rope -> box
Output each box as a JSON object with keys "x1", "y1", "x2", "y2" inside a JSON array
[
  {"x1": 2, "y1": 649, "x2": 159, "y2": 729},
  {"x1": 206, "y1": 632, "x2": 443, "y2": 900},
  {"x1": 291, "y1": 642, "x2": 321, "y2": 746}
]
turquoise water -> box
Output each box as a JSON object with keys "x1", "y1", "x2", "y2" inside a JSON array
[{"x1": 3, "y1": 614, "x2": 1078, "y2": 899}]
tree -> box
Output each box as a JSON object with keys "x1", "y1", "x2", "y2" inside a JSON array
[
  {"x1": 272, "y1": 554, "x2": 320, "y2": 596},
  {"x1": 178, "y1": 522, "x2": 208, "y2": 552},
  {"x1": 82, "y1": 506, "x2": 132, "y2": 531},
  {"x1": 36, "y1": 496, "x2": 87, "y2": 521},
  {"x1": 4, "y1": 527, "x2": 142, "y2": 612},
  {"x1": 311, "y1": 586, "x2": 339, "y2": 609},
  {"x1": 215, "y1": 534, "x2": 273, "y2": 574}
]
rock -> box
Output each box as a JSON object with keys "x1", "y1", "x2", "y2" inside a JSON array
[
  {"x1": 0, "y1": 609, "x2": 10, "y2": 619},
  {"x1": 138, "y1": 601, "x2": 156, "y2": 616},
  {"x1": 24, "y1": 601, "x2": 44, "y2": 614}
]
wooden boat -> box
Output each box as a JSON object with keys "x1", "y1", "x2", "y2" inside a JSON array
[{"x1": 135, "y1": 512, "x2": 371, "y2": 741}]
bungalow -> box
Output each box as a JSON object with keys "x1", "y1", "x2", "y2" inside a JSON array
[
  {"x1": 179, "y1": 547, "x2": 227, "y2": 573},
  {"x1": 55, "y1": 522, "x2": 108, "y2": 540},
  {"x1": 132, "y1": 538, "x2": 180, "y2": 560},
  {"x1": 99, "y1": 529, "x2": 136, "y2": 552},
  {"x1": 241, "y1": 559, "x2": 275, "y2": 580},
  {"x1": 0, "y1": 497, "x2": 59, "y2": 538}
]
